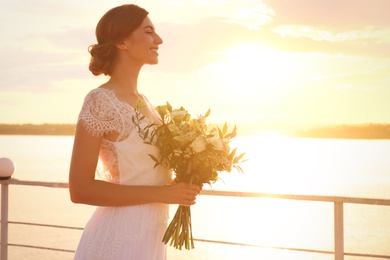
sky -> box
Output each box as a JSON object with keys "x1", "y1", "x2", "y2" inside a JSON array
[{"x1": 0, "y1": 0, "x2": 389, "y2": 130}]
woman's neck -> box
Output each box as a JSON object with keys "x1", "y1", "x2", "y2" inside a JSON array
[{"x1": 108, "y1": 65, "x2": 141, "y2": 96}]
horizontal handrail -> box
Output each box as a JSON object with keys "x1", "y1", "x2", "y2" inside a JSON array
[
  {"x1": 4, "y1": 178, "x2": 390, "y2": 206},
  {"x1": 2, "y1": 178, "x2": 390, "y2": 260},
  {"x1": 7, "y1": 221, "x2": 84, "y2": 230},
  {"x1": 1, "y1": 178, "x2": 69, "y2": 188},
  {"x1": 200, "y1": 189, "x2": 390, "y2": 206}
]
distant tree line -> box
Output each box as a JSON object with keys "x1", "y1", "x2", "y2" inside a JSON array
[
  {"x1": 0, "y1": 124, "x2": 76, "y2": 136},
  {"x1": 1, "y1": 123, "x2": 390, "y2": 139},
  {"x1": 293, "y1": 123, "x2": 390, "y2": 139}
]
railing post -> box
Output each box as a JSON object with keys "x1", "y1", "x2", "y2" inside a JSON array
[
  {"x1": 1, "y1": 182, "x2": 9, "y2": 260},
  {"x1": 334, "y1": 202, "x2": 344, "y2": 260},
  {"x1": 0, "y1": 157, "x2": 14, "y2": 260}
]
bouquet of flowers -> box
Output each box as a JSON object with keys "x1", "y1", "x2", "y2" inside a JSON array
[{"x1": 133, "y1": 102, "x2": 245, "y2": 250}]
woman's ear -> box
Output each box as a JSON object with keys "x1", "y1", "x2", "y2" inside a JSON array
[{"x1": 115, "y1": 42, "x2": 127, "y2": 50}]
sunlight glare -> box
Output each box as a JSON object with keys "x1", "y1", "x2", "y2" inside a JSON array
[{"x1": 215, "y1": 43, "x2": 301, "y2": 100}]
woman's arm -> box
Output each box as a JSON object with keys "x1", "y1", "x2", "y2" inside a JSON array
[{"x1": 69, "y1": 123, "x2": 201, "y2": 207}]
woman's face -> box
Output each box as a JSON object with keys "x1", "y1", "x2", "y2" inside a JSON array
[{"x1": 123, "y1": 16, "x2": 163, "y2": 66}]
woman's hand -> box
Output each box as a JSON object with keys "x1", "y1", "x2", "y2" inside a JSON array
[{"x1": 162, "y1": 182, "x2": 202, "y2": 206}]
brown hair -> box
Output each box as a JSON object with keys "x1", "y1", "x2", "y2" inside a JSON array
[{"x1": 88, "y1": 4, "x2": 149, "y2": 76}]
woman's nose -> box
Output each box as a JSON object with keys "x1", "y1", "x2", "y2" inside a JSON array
[{"x1": 155, "y1": 34, "x2": 163, "y2": 44}]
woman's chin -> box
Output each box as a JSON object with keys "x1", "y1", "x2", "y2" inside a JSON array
[{"x1": 147, "y1": 59, "x2": 159, "y2": 65}]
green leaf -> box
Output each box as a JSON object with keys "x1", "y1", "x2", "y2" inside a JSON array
[
  {"x1": 218, "y1": 128, "x2": 223, "y2": 138},
  {"x1": 236, "y1": 152, "x2": 245, "y2": 161},
  {"x1": 149, "y1": 154, "x2": 159, "y2": 164},
  {"x1": 229, "y1": 148, "x2": 237, "y2": 160},
  {"x1": 167, "y1": 102, "x2": 172, "y2": 112},
  {"x1": 231, "y1": 125, "x2": 237, "y2": 135},
  {"x1": 204, "y1": 109, "x2": 211, "y2": 118},
  {"x1": 222, "y1": 122, "x2": 228, "y2": 135}
]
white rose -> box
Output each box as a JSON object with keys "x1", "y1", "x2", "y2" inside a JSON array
[
  {"x1": 170, "y1": 110, "x2": 187, "y2": 122},
  {"x1": 207, "y1": 137, "x2": 224, "y2": 150},
  {"x1": 190, "y1": 136, "x2": 207, "y2": 153}
]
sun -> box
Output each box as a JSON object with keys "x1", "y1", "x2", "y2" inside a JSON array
[{"x1": 213, "y1": 43, "x2": 300, "y2": 99}]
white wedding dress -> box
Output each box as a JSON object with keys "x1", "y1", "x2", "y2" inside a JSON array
[{"x1": 73, "y1": 88, "x2": 172, "y2": 260}]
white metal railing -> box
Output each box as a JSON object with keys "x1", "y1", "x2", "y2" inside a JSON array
[{"x1": 1, "y1": 178, "x2": 390, "y2": 260}]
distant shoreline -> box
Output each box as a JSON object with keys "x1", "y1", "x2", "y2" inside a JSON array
[
  {"x1": 292, "y1": 123, "x2": 390, "y2": 139},
  {"x1": 0, "y1": 123, "x2": 76, "y2": 136},
  {"x1": 0, "y1": 123, "x2": 390, "y2": 139}
]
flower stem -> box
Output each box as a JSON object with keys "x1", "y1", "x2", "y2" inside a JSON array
[{"x1": 162, "y1": 205, "x2": 194, "y2": 250}]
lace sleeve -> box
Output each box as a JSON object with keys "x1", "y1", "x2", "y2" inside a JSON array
[{"x1": 78, "y1": 89, "x2": 122, "y2": 137}]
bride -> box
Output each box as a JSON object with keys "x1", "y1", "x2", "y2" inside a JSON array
[{"x1": 68, "y1": 4, "x2": 201, "y2": 259}]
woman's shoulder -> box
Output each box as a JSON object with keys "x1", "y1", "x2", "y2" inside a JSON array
[
  {"x1": 84, "y1": 87, "x2": 114, "y2": 101},
  {"x1": 80, "y1": 87, "x2": 120, "y2": 120},
  {"x1": 78, "y1": 88, "x2": 128, "y2": 137}
]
